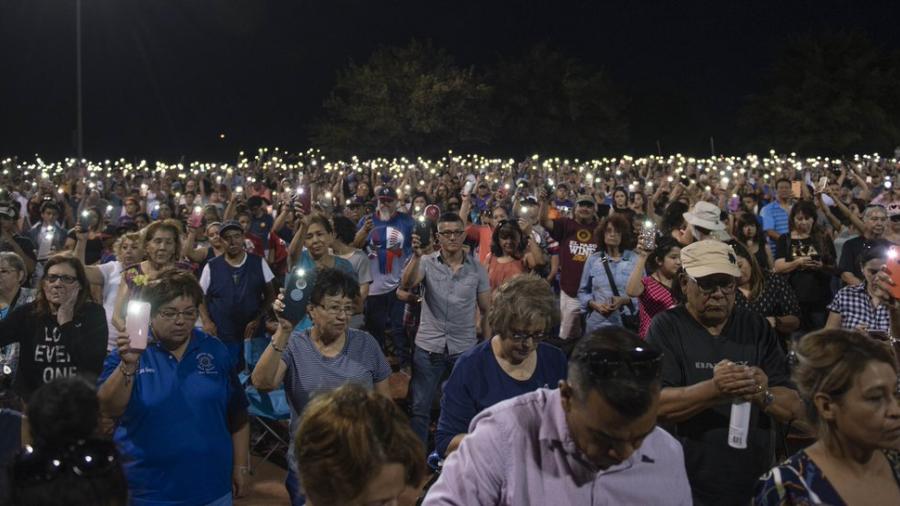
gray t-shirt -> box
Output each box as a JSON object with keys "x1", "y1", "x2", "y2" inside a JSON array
[
  {"x1": 281, "y1": 328, "x2": 391, "y2": 471},
  {"x1": 337, "y1": 249, "x2": 373, "y2": 329}
]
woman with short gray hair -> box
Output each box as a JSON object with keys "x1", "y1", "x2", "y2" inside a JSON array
[
  {"x1": 0, "y1": 251, "x2": 36, "y2": 403},
  {"x1": 433, "y1": 274, "x2": 567, "y2": 457}
]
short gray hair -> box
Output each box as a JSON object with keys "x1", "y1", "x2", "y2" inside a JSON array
[
  {"x1": 864, "y1": 205, "x2": 887, "y2": 219},
  {"x1": 0, "y1": 251, "x2": 25, "y2": 274}
]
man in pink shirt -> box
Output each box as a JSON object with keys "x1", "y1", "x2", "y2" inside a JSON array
[{"x1": 423, "y1": 327, "x2": 691, "y2": 506}]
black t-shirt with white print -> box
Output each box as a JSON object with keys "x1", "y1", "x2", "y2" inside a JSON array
[{"x1": 645, "y1": 305, "x2": 793, "y2": 506}]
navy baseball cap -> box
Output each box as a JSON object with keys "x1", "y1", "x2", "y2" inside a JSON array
[
  {"x1": 219, "y1": 220, "x2": 244, "y2": 235},
  {"x1": 377, "y1": 187, "x2": 397, "y2": 200}
]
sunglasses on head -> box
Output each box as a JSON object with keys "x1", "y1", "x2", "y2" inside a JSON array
[
  {"x1": 579, "y1": 346, "x2": 663, "y2": 381},
  {"x1": 13, "y1": 439, "x2": 119, "y2": 485}
]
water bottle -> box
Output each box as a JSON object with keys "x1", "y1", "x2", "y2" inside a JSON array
[{"x1": 728, "y1": 401, "x2": 751, "y2": 449}]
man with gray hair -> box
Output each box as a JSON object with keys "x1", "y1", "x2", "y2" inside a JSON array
[
  {"x1": 423, "y1": 327, "x2": 692, "y2": 505},
  {"x1": 646, "y1": 240, "x2": 805, "y2": 505},
  {"x1": 838, "y1": 204, "x2": 889, "y2": 286}
]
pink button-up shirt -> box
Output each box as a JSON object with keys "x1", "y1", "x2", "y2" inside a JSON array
[{"x1": 423, "y1": 388, "x2": 692, "y2": 506}]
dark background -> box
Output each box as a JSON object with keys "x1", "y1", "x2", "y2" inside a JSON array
[{"x1": 2, "y1": 0, "x2": 899, "y2": 160}]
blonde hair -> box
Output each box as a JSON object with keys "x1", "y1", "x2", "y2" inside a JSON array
[
  {"x1": 113, "y1": 232, "x2": 143, "y2": 259},
  {"x1": 295, "y1": 384, "x2": 424, "y2": 506},
  {"x1": 488, "y1": 274, "x2": 559, "y2": 338},
  {"x1": 793, "y1": 329, "x2": 897, "y2": 435}
]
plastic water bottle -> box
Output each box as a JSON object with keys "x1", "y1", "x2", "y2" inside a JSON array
[{"x1": 728, "y1": 401, "x2": 751, "y2": 449}]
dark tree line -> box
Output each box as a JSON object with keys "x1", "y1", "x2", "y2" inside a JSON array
[{"x1": 313, "y1": 33, "x2": 900, "y2": 157}]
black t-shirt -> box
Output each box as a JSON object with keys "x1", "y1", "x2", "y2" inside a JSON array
[
  {"x1": 646, "y1": 305, "x2": 793, "y2": 506},
  {"x1": 774, "y1": 234, "x2": 834, "y2": 304},
  {"x1": 66, "y1": 229, "x2": 103, "y2": 265},
  {"x1": 837, "y1": 235, "x2": 889, "y2": 281},
  {"x1": 0, "y1": 302, "x2": 107, "y2": 402}
]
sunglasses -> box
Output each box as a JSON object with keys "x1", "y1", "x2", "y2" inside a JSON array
[
  {"x1": 686, "y1": 273, "x2": 736, "y2": 295},
  {"x1": 579, "y1": 346, "x2": 663, "y2": 381},
  {"x1": 12, "y1": 439, "x2": 119, "y2": 485}
]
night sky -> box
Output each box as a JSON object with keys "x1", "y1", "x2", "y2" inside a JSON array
[{"x1": 2, "y1": 0, "x2": 899, "y2": 160}]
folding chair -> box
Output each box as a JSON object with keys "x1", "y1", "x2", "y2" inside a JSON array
[{"x1": 240, "y1": 334, "x2": 292, "y2": 475}]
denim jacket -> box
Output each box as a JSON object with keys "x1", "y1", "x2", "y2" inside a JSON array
[{"x1": 577, "y1": 250, "x2": 638, "y2": 333}]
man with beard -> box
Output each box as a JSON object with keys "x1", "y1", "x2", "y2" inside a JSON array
[
  {"x1": 357, "y1": 186, "x2": 415, "y2": 371},
  {"x1": 199, "y1": 220, "x2": 275, "y2": 367},
  {"x1": 645, "y1": 240, "x2": 805, "y2": 505}
]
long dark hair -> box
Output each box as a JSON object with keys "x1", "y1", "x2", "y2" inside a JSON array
[
  {"x1": 597, "y1": 213, "x2": 635, "y2": 252},
  {"x1": 490, "y1": 220, "x2": 527, "y2": 258},
  {"x1": 733, "y1": 212, "x2": 765, "y2": 245},
  {"x1": 33, "y1": 255, "x2": 93, "y2": 318},
  {"x1": 789, "y1": 200, "x2": 833, "y2": 265}
]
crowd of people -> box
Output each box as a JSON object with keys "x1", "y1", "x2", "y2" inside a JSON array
[{"x1": 1, "y1": 149, "x2": 899, "y2": 505}]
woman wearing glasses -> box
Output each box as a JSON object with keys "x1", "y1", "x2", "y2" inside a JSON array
[
  {"x1": 97, "y1": 269, "x2": 250, "y2": 505},
  {"x1": 252, "y1": 268, "x2": 391, "y2": 506},
  {"x1": 434, "y1": 274, "x2": 566, "y2": 458},
  {"x1": 0, "y1": 255, "x2": 107, "y2": 404},
  {"x1": 578, "y1": 214, "x2": 639, "y2": 333},
  {"x1": 0, "y1": 252, "x2": 36, "y2": 402}
]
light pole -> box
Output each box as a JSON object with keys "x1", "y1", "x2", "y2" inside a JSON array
[{"x1": 75, "y1": 0, "x2": 83, "y2": 158}]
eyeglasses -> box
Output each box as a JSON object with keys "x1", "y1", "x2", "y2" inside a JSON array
[
  {"x1": 44, "y1": 274, "x2": 78, "y2": 285},
  {"x1": 686, "y1": 273, "x2": 736, "y2": 295},
  {"x1": 156, "y1": 308, "x2": 199, "y2": 321},
  {"x1": 579, "y1": 346, "x2": 663, "y2": 381},
  {"x1": 12, "y1": 439, "x2": 119, "y2": 485},
  {"x1": 508, "y1": 330, "x2": 549, "y2": 343},
  {"x1": 317, "y1": 304, "x2": 354, "y2": 316}
]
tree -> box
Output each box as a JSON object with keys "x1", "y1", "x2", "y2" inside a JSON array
[
  {"x1": 740, "y1": 32, "x2": 900, "y2": 155},
  {"x1": 312, "y1": 40, "x2": 493, "y2": 157},
  {"x1": 487, "y1": 43, "x2": 628, "y2": 156}
]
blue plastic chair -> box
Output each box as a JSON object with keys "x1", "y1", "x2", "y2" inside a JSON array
[{"x1": 240, "y1": 333, "x2": 291, "y2": 475}]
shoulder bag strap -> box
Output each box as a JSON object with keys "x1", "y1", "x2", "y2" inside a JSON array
[{"x1": 600, "y1": 253, "x2": 636, "y2": 314}]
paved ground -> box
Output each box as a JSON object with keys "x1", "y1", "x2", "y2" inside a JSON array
[{"x1": 235, "y1": 371, "x2": 420, "y2": 505}]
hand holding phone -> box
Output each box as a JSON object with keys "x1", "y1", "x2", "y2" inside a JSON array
[
  {"x1": 126, "y1": 301, "x2": 152, "y2": 351},
  {"x1": 188, "y1": 206, "x2": 203, "y2": 228},
  {"x1": 415, "y1": 215, "x2": 431, "y2": 246}
]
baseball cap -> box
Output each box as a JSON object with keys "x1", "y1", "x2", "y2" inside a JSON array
[
  {"x1": 219, "y1": 220, "x2": 244, "y2": 236},
  {"x1": 683, "y1": 201, "x2": 726, "y2": 231},
  {"x1": 575, "y1": 194, "x2": 595, "y2": 205},
  {"x1": 377, "y1": 187, "x2": 397, "y2": 200},
  {"x1": 681, "y1": 240, "x2": 741, "y2": 278}
]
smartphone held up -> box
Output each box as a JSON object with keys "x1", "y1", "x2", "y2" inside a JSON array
[{"x1": 126, "y1": 300, "x2": 152, "y2": 351}]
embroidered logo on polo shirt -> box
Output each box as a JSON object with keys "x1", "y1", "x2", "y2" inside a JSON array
[{"x1": 196, "y1": 353, "x2": 218, "y2": 375}]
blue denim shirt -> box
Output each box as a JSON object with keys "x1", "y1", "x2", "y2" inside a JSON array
[{"x1": 577, "y1": 250, "x2": 638, "y2": 333}]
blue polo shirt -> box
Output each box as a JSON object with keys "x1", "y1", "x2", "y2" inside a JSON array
[
  {"x1": 98, "y1": 329, "x2": 248, "y2": 506},
  {"x1": 759, "y1": 200, "x2": 791, "y2": 252}
]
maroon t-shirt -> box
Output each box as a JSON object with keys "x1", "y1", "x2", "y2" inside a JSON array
[{"x1": 549, "y1": 217, "x2": 598, "y2": 297}]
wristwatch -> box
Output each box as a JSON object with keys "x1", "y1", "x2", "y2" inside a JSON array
[{"x1": 762, "y1": 389, "x2": 775, "y2": 409}]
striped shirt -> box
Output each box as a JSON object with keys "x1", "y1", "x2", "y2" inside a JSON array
[
  {"x1": 281, "y1": 328, "x2": 391, "y2": 472},
  {"x1": 638, "y1": 275, "x2": 676, "y2": 338}
]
